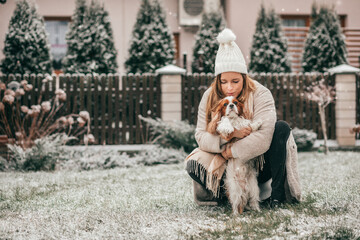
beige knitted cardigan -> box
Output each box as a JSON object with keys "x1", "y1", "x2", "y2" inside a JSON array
[{"x1": 185, "y1": 80, "x2": 302, "y2": 202}]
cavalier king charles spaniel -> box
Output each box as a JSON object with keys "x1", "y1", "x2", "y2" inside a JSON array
[{"x1": 207, "y1": 96, "x2": 262, "y2": 214}]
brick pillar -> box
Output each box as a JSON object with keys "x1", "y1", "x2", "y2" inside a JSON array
[
  {"x1": 329, "y1": 64, "x2": 360, "y2": 146},
  {"x1": 156, "y1": 65, "x2": 186, "y2": 122}
]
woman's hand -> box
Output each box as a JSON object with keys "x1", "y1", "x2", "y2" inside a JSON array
[
  {"x1": 233, "y1": 126, "x2": 252, "y2": 139},
  {"x1": 219, "y1": 126, "x2": 252, "y2": 141},
  {"x1": 221, "y1": 145, "x2": 233, "y2": 160},
  {"x1": 219, "y1": 132, "x2": 234, "y2": 142}
]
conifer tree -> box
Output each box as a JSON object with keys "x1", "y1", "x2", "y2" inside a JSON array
[
  {"x1": 302, "y1": 5, "x2": 348, "y2": 72},
  {"x1": 62, "y1": 0, "x2": 89, "y2": 73},
  {"x1": 191, "y1": 9, "x2": 226, "y2": 73},
  {"x1": 1, "y1": 0, "x2": 52, "y2": 74},
  {"x1": 63, "y1": 0, "x2": 118, "y2": 74},
  {"x1": 249, "y1": 4, "x2": 269, "y2": 73},
  {"x1": 249, "y1": 5, "x2": 291, "y2": 73},
  {"x1": 125, "y1": 0, "x2": 175, "y2": 74},
  {"x1": 266, "y1": 8, "x2": 291, "y2": 72},
  {"x1": 85, "y1": 0, "x2": 118, "y2": 73}
]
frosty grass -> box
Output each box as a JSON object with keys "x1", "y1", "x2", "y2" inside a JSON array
[{"x1": 0, "y1": 151, "x2": 359, "y2": 239}]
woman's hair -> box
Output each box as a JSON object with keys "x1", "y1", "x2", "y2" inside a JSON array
[{"x1": 205, "y1": 73, "x2": 257, "y2": 125}]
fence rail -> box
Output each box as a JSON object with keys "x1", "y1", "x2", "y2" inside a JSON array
[{"x1": 182, "y1": 72, "x2": 337, "y2": 139}]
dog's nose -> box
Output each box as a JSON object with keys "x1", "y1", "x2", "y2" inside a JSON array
[{"x1": 229, "y1": 104, "x2": 234, "y2": 108}]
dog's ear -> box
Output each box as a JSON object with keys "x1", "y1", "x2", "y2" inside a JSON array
[
  {"x1": 207, "y1": 111, "x2": 221, "y2": 134},
  {"x1": 237, "y1": 101, "x2": 245, "y2": 116}
]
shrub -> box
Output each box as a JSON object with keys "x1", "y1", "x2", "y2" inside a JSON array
[
  {"x1": 292, "y1": 127, "x2": 317, "y2": 151},
  {"x1": 139, "y1": 115, "x2": 197, "y2": 153},
  {"x1": 133, "y1": 146, "x2": 187, "y2": 166},
  {"x1": 59, "y1": 145, "x2": 187, "y2": 171},
  {"x1": 75, "y1": 152, "x2": 132, "y2": 171},
  {"x1": 6, "y1": 133, "x2": 74, "y2": 171},
  {"x1": 0, "y1": 156, "x2": 7, "y2": 171}
]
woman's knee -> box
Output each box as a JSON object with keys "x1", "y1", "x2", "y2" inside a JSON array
[
  {"x1": 186, "y1": 160, "x2": 206, "y2": 186},
  {"x1": 185, "y1": 160, "x2": 193, "y2": 174},
  {"x1": 274, "y1": 120, "x2": 291, "y2": 139}
]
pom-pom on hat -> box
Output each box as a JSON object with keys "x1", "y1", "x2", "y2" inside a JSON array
[{"x1": 215, "y1": 28, "x2": 248, "y2": 76}]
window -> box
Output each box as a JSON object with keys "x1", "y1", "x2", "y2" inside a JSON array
[
  {"x1": 183, "y1": 0, "x2": 204, "y2": 16},
  {"x1": 281, "y1": 15, "x2": 309, "y2": 27},
  {"x1": 282, "y1": 19, "x2": 306, "y2": 27},
  {"x1": 44, "y1": 17, "x2": 70, "y2": 70},
  {"x1": 280, "y1": 14, "x2": 346, "y2": 28},
  {"x1": 173, "y1": 32, "x2": 180, "y2": 64}
]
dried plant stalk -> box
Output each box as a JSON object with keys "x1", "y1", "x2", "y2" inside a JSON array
[
  {"x1": 306, "y1": 78, "x2": 336, "y2": 154},
  {"x1": 0, "y1": 77, "x2": 95, "y2": 149}
]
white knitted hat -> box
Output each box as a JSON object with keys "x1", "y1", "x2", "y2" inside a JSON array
[{"x1": 215, "y1": 28, "x2": 248, "y2": 76}]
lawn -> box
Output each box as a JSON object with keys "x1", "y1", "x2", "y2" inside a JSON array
[{"x1": 0, "y1": 151, "x2": 359, "y2": 239}]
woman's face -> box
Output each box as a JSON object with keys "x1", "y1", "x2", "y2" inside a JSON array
[{"x1": 220, "y1": 72, "x2": 243, "y2": 97}]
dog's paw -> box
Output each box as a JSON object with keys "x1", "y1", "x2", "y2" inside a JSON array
[
  {"x1": 250, "y1": 120, "x2": 262, "y2": 131},
  {"x1": 252, "y1": 204, "x2": 261, "y2": 212},
  {"x1": 237, "y1": 205, "x2": 244, "y2": 214},
  {"x1": 217, "y1": 117, "x2": 234, "y2": 136},
  {"x1": 247, "y1": 200, "x2": 260, "y2": 212}
]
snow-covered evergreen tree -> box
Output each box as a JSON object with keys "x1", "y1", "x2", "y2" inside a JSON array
[
  {"x1": 125, "y1": 0, "x2": 175, "y2": 74},
  {"x1": 1, "y1": 0, "x2": 52, "y2": 74},
  {"x1": 249, "y1": 4, "x2": 268, "y2": 73},
  {"x1": 266, "y1": 8, "x2": 291, "y2": 72},
  {"x1": 63, "y1": 0, "x2": 117, "y2": 74},
  {"x1": 249, "y1": 5, "x2": 291, "y2": 73},
  {"x1": 302, "y1": 5, "x2": 348, "y2": 72},
  {"x1": 62, "y1": 0, "x2": 89, "y2": 73},
  {"x1": 191, "y1": 7, "x2": 226, "y2": 73},
  {"x1": 85, "y1": 0, "x2": 118, "y2": 73}
]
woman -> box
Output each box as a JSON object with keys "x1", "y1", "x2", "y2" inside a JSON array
[{"x1": 185, "y1": 28, "x2": 301, "y2": 209}]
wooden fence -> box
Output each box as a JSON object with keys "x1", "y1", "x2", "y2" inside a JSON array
[
  {"x1": 0, "y1": 73, "x2": 161, "y2": 145},
  {"x1": 1, "y1": 72, "x2": 359, "y2": 144},
  {"x1": 59, "y1": 74, "x2": 161, "y2": 144},
  {"x1": 182, "y1": 72, "x2": 338, "y2": 139}
]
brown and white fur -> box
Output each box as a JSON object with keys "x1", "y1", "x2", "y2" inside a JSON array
[{"x1": 208, "y1": 96, "x2": 262, "y2": 214}]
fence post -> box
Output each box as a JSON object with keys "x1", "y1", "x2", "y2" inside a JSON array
[
  {"x1": 156, "y1": 64, "x2": 186, "y2": 122},
  {"x1": 329, "y1": 64, "x2": 360, "y2": 146}
]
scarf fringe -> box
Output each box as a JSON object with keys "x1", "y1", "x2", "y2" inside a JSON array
[
  {"x1": 188, "y1": 160, "x2": 221, "y2": 198},
  {"x1": 206, "y1": 173, "x2": 221, "y2": 198}
]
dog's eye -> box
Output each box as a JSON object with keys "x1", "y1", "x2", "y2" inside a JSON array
[
  {"x1": 233, "y1": 101, "x2": 238, "y2": 105},
  {"x1": 224, "y1": 103, "x2": 228, "y2": 107}
]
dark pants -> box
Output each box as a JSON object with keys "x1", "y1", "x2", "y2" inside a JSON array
[
  {"x1": 258, "y1": 120, "x2": 291, "y2": 201},
  {"x1": 186, "y1": 120, "x2": 291, "y2": 202}
]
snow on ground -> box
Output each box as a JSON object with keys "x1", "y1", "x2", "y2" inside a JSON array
[{"x1": 0, "y1": 151, "x2": 359, "y2": 239}]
